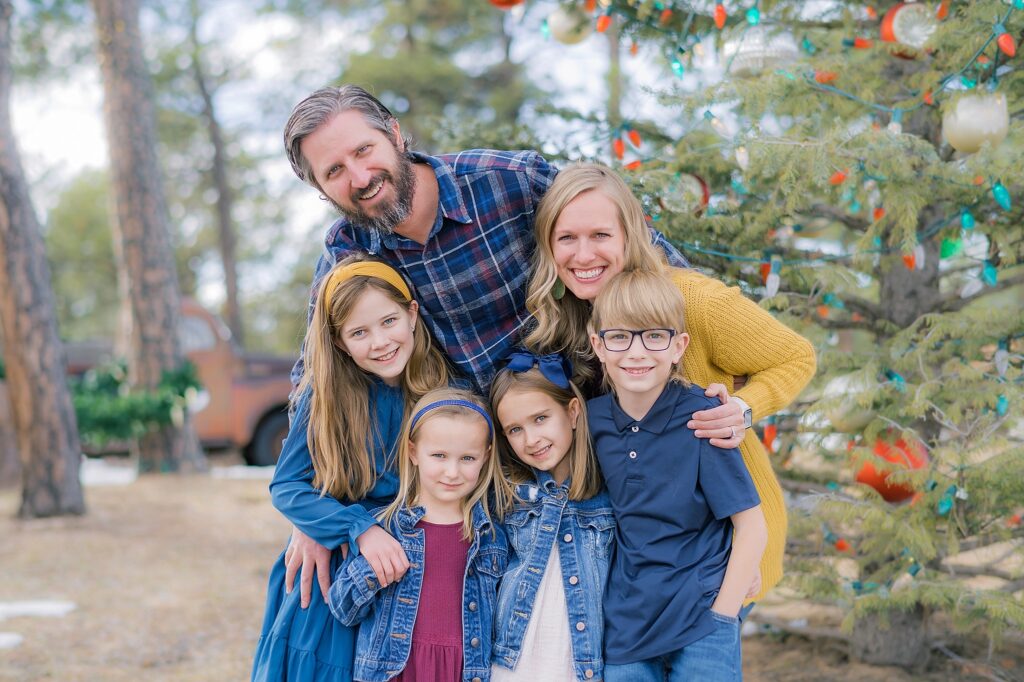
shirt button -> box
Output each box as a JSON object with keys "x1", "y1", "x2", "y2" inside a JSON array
[
  {"x1": 473, "y1": 678, "x2": 482, "y2": 682},
  {"x1": 563, "y1": 533, "x2": 573, "y2": 542},
  {"x1": 576, "y1": 622, "x2": 586, "y2": 631},
  {"x1": 568, "y1": 576, "x2": 579, "y2": 585},
  {"x1": 631, "y1": 426, "x2": 639, "y2": 432},
  {"x1": 468, "y1": 601, "x2": 478, "y2": 611},
  {"x1": 471, "y1": 637, "x2": 480, "y2": 647},
  {"x1": 629, "y1": 451, "x2": 637, "y2": 459},
  {"x1": 585, "y1": 671, "x2": 594, "y2": 679}
]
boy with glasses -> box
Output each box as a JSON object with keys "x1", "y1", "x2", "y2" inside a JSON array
[{"x1": 586, "y1": 269, "x2": 768, "y2": 682}]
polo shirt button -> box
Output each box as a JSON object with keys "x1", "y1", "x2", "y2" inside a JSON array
[
  {"x1": 576, "y1": 621, "x2": 586, "y2": 631},
  {"x1": 469, "y1": 601, "x2": 477, "y2": 611},
  {"x1": 629, "y1": 451, "x2": 637, "y2": 459},
  {"x1": 585, "y1": 670, "x2": 594, "y2": 679},
  {"x1": 631, "y1": 426, "x2": 639, "y2": 432},
  {"x1": 563, "y1": 533, "x2": 573, "y2": 542},
  {"x1": 471, "y1": 637, "x2": 480, "y2": 647},
  {"x1": 568, "y1": 575, "x2": 579, "y2": 585}
]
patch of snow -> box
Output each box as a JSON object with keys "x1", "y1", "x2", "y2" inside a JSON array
[
  {"x1": 79, "y1": 457, "x2": 138, "y2": 487},
  {"x1": 0, "y1": 600, "x2": 76, "y2": 620},
  {"x1": 0, "y1": 632, "x2": 24, "y2": 649},
  {"x1": 210, "y1": 465, "x2": 275, "y2": 480}
]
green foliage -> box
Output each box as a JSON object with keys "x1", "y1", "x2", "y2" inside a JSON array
[
  {"x1": 70, "y1": 360, "x2": 202, "y2": 447},
  {"x1": 598, "y1": 0, "x2": 1024, "y2": 647}
]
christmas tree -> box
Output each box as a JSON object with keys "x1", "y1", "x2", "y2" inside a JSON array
[{"x1": 480, "y1": 0, "x2": 1024, "y2": 668}]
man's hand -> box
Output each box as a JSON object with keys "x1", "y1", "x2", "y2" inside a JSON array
[
  {"x1": 284, "y1": 526, "x2": 339, "y2": 608},
  {"x1": 687, "y1": 383, "x2": 746, "y2": 449},
  {"x1": 355, "y1": 525, "x2": 410, "y2": 588}
]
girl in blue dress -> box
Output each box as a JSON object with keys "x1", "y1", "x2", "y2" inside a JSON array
[{"x1": 252, "y1": 255, "x2": 449, "y2": 682}]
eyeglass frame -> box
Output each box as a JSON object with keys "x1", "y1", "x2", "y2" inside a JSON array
[{"x1": 596, "y1": 328, "x2": 678, "y2": 352}]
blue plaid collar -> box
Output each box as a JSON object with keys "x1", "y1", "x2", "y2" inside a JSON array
[{"x1": 378, "y1": 152, "x2": 472, "y2": 250}]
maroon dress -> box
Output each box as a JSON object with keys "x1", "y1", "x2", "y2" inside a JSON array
[{"x1": 394, "y1": 520, "x2": 470, "y2": 681}]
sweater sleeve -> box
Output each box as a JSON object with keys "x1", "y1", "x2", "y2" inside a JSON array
[
  {"x1": 269, "y1": 391, "x2": 379, "y2": 550},
  {"x1": 685, "y1": 271, "x2": 817, "y2": 422}
]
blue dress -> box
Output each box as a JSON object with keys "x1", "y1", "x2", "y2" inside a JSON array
[{"x1": 252, "y1": 380, "x2": 404, "y2": 682}]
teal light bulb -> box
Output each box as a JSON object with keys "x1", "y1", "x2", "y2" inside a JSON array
[
  {"x1": 671, "y1": 57, "x2": 685, "y2": 77},
  {"x1": 960, "y1": 208, "x2": 975, "y2": 230},
  {"x1": 993, "y1": 181, "x2": 1011, "y2": 211},
  {"x1": 746, "y1": 6, "x2": 761, "y2": 25}
]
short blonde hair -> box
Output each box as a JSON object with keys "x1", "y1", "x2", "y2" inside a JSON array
[
  {"x1": 383, "y1": 388, "x2": 512, "y2": 539},
  {"x1": 524, "y1": 163, "x2": 668, "y2": 385},
  {"x1": 590, "y1": 269, "x2": 690, "y2": 391}
]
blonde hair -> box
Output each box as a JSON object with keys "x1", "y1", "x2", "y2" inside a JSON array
[
  {"x1": 383, "y1": 388, "x2": 513, "y2": 540},
  {"x1": 489, "y1": 367, "x2": 602, "y2": 501},
  {"x1": 590, "y1": 269, "x2": 690, "y2": 392},
  {"x1": 524, "y1": 163, "x2": 668, "y2": 386},
  {"x1": 293, "y1": 254, "x2": 449, "y2": 501}
]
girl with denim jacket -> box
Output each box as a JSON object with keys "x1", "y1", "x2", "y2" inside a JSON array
[
  {"x1": 329, "y1": 388, "x2": 512, "y2": 682},
  {"x1": 252, "y1": 256, "x2": 449, "y2": 682},
  {"x1": 488, "y1": 351, "x2": 615, "y2": 682}
]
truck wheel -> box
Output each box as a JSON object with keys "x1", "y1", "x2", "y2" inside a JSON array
[{"x1": 246, "y1": 409, "x2": 290, "y2": 467}]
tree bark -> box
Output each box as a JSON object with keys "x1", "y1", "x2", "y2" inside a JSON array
[
  {"x1": 851, "y1": 606, "x2": 931, "y2": 670},
  {"x1": 188, "y1": 0, "x2": 242, "y2": 346},
  {"x1": 0, "y1": 0, "x2": 85, "y2": 515},
  {"x1": 92, "y1": 0, "x2": 205, "y2": 473}
]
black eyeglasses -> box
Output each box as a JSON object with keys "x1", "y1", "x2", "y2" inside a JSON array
[{"x1": 597, "y1": 328, "x2": 677, "y2": 352}]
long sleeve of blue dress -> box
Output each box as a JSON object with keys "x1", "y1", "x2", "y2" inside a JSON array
[{"x1": 268, "y1": 383, "x2": 403, "y2": 550}]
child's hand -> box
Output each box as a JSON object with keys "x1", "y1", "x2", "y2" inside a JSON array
[
  {"x1": 745, "y1": 571, "x2": 762, "y2": 599},
  {"x1": 687, "y1": 383, "x2": 746, "y2": 449},
  {"x1": 284, "y1": 525, "x2": 332, "y2": 608},
  {"x1": 355, "y1": 525, "x2": 410, "y2": 588}
]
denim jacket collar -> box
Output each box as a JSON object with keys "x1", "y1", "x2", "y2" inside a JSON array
[
  {"x1": 395, "y1": 502, "x2": 493, "y2": 535},
  {"x1": 533, "y1": 469, "x2": 570, "y2": 496}
]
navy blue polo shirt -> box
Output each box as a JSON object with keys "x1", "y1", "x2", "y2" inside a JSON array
[{"x1": 587, "y1": 381, "x2": 760, "y2": 664}]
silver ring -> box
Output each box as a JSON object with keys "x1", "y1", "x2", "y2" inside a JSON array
[{"x1": 730, "y1": 426, "x2": 737, "y2": 439}]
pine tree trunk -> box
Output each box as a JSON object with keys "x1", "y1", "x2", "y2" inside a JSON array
[
  {"x1": 188, "y1": 0, "x2": 242, "y2": 347},
  {"x1": 0, "y1": 0, "x2": 85, "y2": 515},
  {"x1": 851, "y1": 606, "x2": 931, "y2": 669},
  {"x1": 92, "y1": 0, "x2": 205, "y2": 473},
  {"x1": 0, "y1": 379, "x2": 22, "y2": 489}
]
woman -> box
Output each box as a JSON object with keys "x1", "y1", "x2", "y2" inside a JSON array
[{"x1": 523, "y1": 163, "x2": 816, "y2": 601}]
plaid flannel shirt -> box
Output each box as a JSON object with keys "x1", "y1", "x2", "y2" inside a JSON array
[{"x1": 291, "y1": 149, "x2": 687, "y2": 393}]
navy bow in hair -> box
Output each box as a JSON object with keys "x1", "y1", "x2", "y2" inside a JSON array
[{"x1": 505, "y1": 350, "x2": 573, "y2": 390}]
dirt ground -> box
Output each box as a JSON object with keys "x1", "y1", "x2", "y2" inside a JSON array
[{"x1": 1, "y1": 456, "x2": 1020, "y2": 682}]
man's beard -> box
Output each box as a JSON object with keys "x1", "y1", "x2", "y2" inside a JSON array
[{"x1": 328, "y1": 148, "x2": 417, "y2": 235}]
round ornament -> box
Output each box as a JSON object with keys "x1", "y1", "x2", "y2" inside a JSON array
[
  {"x1": 547, "y1": 5, "x2": 593, "y2": 45},
  {"x1": 721, "y1": 26, "x2": 798, "y2": 77},
  {"x1": 942, "y1": 93, "x2": 1009, "y2": 153},
  {"x1": 855, "y1": 438, "x2": 929, "y2": 503},
  {"x1": 659, "y1": 173, "x2": 710, "y2": 216},
  {"x1": 822, "y1": 373, "x2": 875, "y2": 432},
  {"x1": 488, "y1": 0, "x2": 525, "y2": 8},
  {"x1": 880, "y1": 3, "x2": 937, "y2": 51}
]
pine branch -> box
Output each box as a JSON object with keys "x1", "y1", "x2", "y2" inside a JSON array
[
  {"x1": 932, "y1": 643, "x2": 1019, "y2": 682},
  {"x1": 943, "y1": 563, "x2": 1021, "y2": 583},
  {"x1": 807, "y1": 203, "x2": 870, "y2": 232},
  {"x1": 813, "y1": 314, "x2": 881, "y2": 333},
  {"x1": 939, "y1": 272, "x2": 1024, "y2": 313}
]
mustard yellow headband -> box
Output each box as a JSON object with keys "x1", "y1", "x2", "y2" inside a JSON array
[{"x1": 320, "y1": 261, "x2": 412, "y2": 304}]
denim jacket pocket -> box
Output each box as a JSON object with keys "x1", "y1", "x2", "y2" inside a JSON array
[
  {"x1": 504, "y1": 506, "x2": 541, "y2": 554},
  {"x1": 474, "y1": 546, "x2": 508, "y2": 579},
  {"x1": 578, "y1": 513, "x2": 616, "y2": 559}
]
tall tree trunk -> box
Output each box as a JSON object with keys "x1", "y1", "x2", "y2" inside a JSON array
[
  {"x1": 0, "y1": 0, "x2": 85, "y2": 516},
  {"x1": 0, "y1": 379, "x2": 20, "y2": 488},
  {"x1": 606, "y1": 24, "x2": 622, "y2": 132},
  {"x1": 188, "y1": 0, "x2": 242, "y2": 346},
  {"x1": 92, "y1": 0, "x2": 205, "y2": 473}
]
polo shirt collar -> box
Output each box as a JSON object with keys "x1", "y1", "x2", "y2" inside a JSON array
[
  {"x1": 379, "y1": 152, "x2": 472, "y2": 250},
  {"x1": 609, "y1": 381, "x2": 684, "y2": 435}
]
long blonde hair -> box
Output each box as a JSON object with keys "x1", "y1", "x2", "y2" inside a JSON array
[
  {"x1": 590, "y1": 268, "x2": 691, "y2": 393},
  {"x1": 383, "y1": 388, "x2": 513, "y2": 540},
  {"x1": 524, "y1": 163, "x2": 668, "y2": 386},
  {"x1": 293, "y1": 254, "x2": 449, "y2": 501},
  {"x1": 489, "y1": 367, "x2": 602, "y2": 501}
]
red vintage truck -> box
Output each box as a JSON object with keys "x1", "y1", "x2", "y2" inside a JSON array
[{"x1": 66, "y1": 299, "x2": 295, "y2": 466}]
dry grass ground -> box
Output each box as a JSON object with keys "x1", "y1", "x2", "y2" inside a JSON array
[{"x1": 1, "y1": 456, "x2": 1020, "y2": 681}]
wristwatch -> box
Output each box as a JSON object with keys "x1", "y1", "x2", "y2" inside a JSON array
[{"x1": 733, "y1": 396, "x2": 753, "y2": 429}]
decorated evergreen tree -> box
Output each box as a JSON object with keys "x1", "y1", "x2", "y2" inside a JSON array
[{"x1": 484, "y1": 0, "x2": 1024, "y2": 668}]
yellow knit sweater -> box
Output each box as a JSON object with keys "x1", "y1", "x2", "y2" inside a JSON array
[{"x1": 669, "y1": 267, "x2": 817, "y2": 600}]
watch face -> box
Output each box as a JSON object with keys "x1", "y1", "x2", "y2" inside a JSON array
[{"x1": 743, "y1": 409, "x2": 753, "y2": 428}]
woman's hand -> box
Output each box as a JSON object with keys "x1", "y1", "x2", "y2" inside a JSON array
[
  {"x1": 355, "y1": 525, "x2": 410, "y2": 588},
  {"x1": 284, "y1": 525, "x2": 338, "y2": 608},
  {"x1": 687, "y1": 383, "x2": 746, "y2": 449}
]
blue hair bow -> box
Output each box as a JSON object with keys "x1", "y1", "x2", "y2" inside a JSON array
[{"x1": 505, "y1": 350, "x2": 573, "y2": 390}]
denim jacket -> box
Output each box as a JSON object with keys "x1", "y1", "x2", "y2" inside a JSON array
[
  {"x1": 328, "y1": 502, "x2": 508, "y2": 682},
  {"x1": 492, "y1": 472, "x2": 615, "y2": 681}
]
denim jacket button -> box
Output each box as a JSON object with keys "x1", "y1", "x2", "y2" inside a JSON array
[
  {"x1": 575, "y1": 621, "x2": 586, "y2": 631},
  {"x1": 568, "y1": 575, "x2": 579, "y2": 585},
  {"x1": 563, "y1": 533, "x2": 573, "y2": 542},
  {"x1": 468, "y1": 601, "x2": 478, "y2": 612},
  {"x1": 472, "y1": 678, "x2": 482, "y2": 682},
  {"x1": 585, "y1": 670, "x2": 594, "y2": 679},
  {"x1": 470, "y1": 637, "x2": 480, "y2": 647}
]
